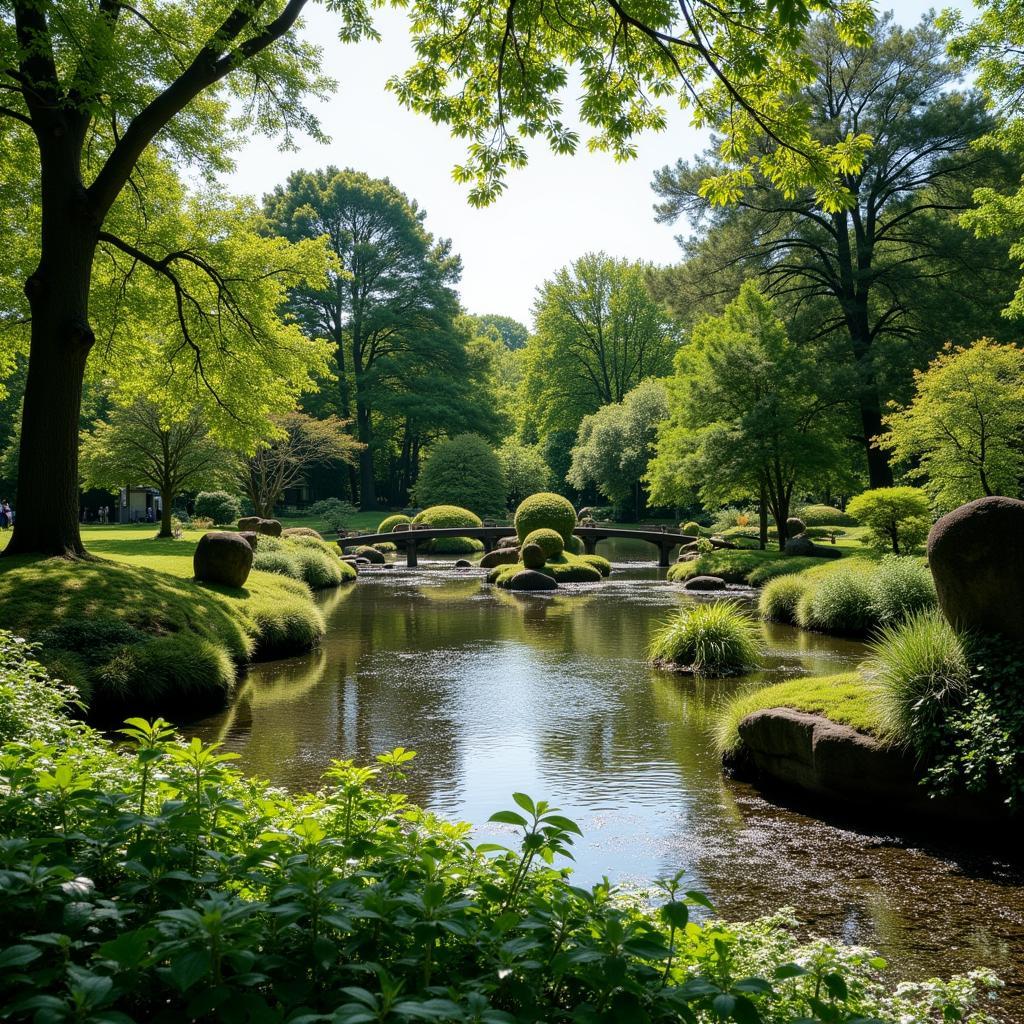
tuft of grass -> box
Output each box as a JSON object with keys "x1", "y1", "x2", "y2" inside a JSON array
[
  {"x1": 649, "y1": 600, "x2": 764, "y2": 676},
  {"x1": 713, "y1": 673, "x2": 878, "y2": 754},
  {"x1": 865, "y1": 609, "x2": 971, "y2": 751},
  {"x1": 796, "y1": 563, "x2": 878, "y2": 636},
  {"x1": 255, "y1": 537, "x2": 356, "y2": 588},
  {"x1": 245, "y1": 590, "x2": 327, "y2": 659},
  {"x1": 758, "y1": 574, "x2": 809, "y2": 624},
  {"x1": 254, "y1": 548, "x2": 302, "y2": 578},
  {"x1": 871, "y1": 555, "x2": 936, "y2": 624},
  {"x1": 746, "y1": 557, "x2": 823, "y2": 587}
]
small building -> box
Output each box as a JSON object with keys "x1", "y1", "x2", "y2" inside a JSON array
[{"x1": 119, "y1": 486, "x2": 162, "y2": 524}]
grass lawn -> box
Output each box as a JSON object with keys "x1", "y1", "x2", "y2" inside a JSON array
[{"x1": 713, "y1": 672, "x2": 883, "y2": 754}]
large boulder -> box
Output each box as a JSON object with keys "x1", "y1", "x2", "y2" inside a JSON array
[
  {"x1": 480, "y1": 548, "x2": 519, "y2": 568},
  {"x1": 784, "y1": 534, "x2": 841, "y2": 559},
  {"x1": 238, "y1": 516, "x2": 261, "y2": 533},
  {"x1": 237, "y1": 531, "x2": 259, "y2": 552},
  {"x1": 507, "y1": 569, "x2": 558, "y2": 592},
  {"x1": 194, "y1": 531, "x2": 253, "y2": 588},
  {"x1": 928, "y1": 496, "x2": 1024, "y2": 642},
  {"x1": 521, "y1": 543, "x2": 546, "y2": 570},
  {"x1": 255, "y1": 518, "x2": 282, "y2": 537},
  {"x1": 683, "y1": 575, "x2": 726, "y2": 591},
  {"x1": 353, "y1": 545, "x2": 385, "y2": 565}
]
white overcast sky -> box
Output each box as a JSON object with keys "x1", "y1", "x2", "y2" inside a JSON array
[{"x1": 226, "y1": 1, "x2": 967, "y2": 326}]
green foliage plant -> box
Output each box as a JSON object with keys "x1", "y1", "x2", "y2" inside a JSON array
[
  {"x1": 579, "y1": 554, "x2": 612, "y2": 577},
  {"x1": 194, "y1": 491, "x2": 242, "y2": 526},
  {"x1": 797, "y1": 504, "x2": 858, "y2": 527},
  {"x1": 796, "y1": 564, "x2": 879, "y2": 636},
  {"x1": 522, "y1": 528, "x2": 564, "y2": 559},
  {"x1": 412, "y1": 504, "x2": 485, "y2": 553},
  {"x1": 682, "y1": 521, "x2": 703, "y2": 534},
  {"x1": 308, "y1": 498, "x2": 360, "y2": 533},
  {"x1": 0, "y1": 646, "x2": 999, "y2": 1022},
  {"x1": 414, "y1": 433, "x2": 507, "y2": 516},
  {"x1": 648, "y1": 601, "x2": 764, "y2": 676},
  {"x1": 514, "y1": 492, "x2": 577, "y2": 546},
  {"x1": 746, "y1": 557, "x2": 824, "y2": 586},
  {"x1": 490, "y1": 552, "x2": 602, "y2": 587},
  {"x1": 378, "y1": 513, "x2": 414, "y2": 533},
  {"x1": 846, "y1": 487, "x2": 932, "y2": 555},
  {"x1": 759, "y1": 575, "x2": 811, "y2": 625}
]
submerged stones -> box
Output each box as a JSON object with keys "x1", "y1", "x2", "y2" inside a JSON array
[
  {"x1": 683, "y1": 575, "x2": 726, "y2": 591},
  {"x1": 928, "y1": 495, "x2": 1024, "y2": 643},
  {"x1": 194, "y1": 531, "x2": 253, "y2": 588}
]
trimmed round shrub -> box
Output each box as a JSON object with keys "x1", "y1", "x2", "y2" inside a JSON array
[
  {"x1": 353, "y1": 545, "x2": 386, "y2": 564},
  {"x1": 759, "y1": 574, "x2": 810, "y2": 624},
  {"x1": 413, "y1": 504, "x2": 485, "y2": 554},
  {"x1": 413, "y1": 433, "x2": 507, "y2": 516},
  {"x1": 282, "y1": 527, "x2": 323, "y2": 539},
  {"x1": 514, "y1": 492, "x2": 577, "y2": 546},
  {"x1": 566, "y1": 535, "x2": 585, "y2": 555},
  {"x1": 866, "y1": 609, "x2": 971, "y2": 751},
  {"x1": 522, "y1": 543, "x2": 546, "y2": 570},
  {"x1": 648, "y1": 601, "x2": 763, "y2": 675},
  {"x1": 797, "y1": 504, "x2": 857, "y2": 527},
  {"x1": 490, "y1": 552, "x2": 602, "y2": 587},
  {"x1": 785, "y1": 517, "x2": 806, "y2": 537},
  {"x1": 93, "y1": 635, "x2": 235, "y2": 722},
  {"x1": 682, "y1": 521, "x2": 702, "y2": 535},
  {"x1": 523, "y1": 528, "x2": 564, "y2": 559},
  {"x1": 796, "y1": 565, "x2": 877, "y2": 635},
  {"x1": 579, "y1": 554, "x2": 611, "y2": 577},
  {"x1": 195, "y1": 490, "x2": 242, "y2": 526},
  {"x1": 871, "y1": 555, "x2": 936, "y2": 624},
  {"x1": 378, "y1": 514, "x2": 413, "y2": 534}
]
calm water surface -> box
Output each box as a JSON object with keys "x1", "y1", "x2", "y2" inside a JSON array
[{"x1": 191, "y1": 543, "x2": 1024, "y2": 1016}]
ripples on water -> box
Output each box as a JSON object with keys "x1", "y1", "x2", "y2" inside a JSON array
[{"x1": 190, "y1": 545, "x2": 1024, "y2": 1014}]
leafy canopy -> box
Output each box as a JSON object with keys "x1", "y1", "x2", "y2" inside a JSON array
[
  {"x1": 847, "y1": 486, "x2": 932, "y2": 556},
  {"x1": 413, "y1": 433, "x2": 507, "y2": 516}
]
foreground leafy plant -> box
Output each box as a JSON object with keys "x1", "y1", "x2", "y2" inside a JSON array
[{"x1": 0, "y1": 635, "x2": 1003, "y2": 1022}]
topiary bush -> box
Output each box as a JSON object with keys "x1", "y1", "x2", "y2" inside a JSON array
[
  {"x1": 682, "y1": 521, "x2": 702, "y2": 535},
  {"x1": 378, "y1": 513, "x2": 413, "y2": 533},
  {"x1": 282, "y1": 526, "x2": 323, "y2": 539},
  {"x1": 523, "y1": 527, "x2": 564, "y2": 559},
  {"x1": 796, "y1": 503, "x2": 858, "y2": 527},
  {"x1": 194, "y1": 490, "x2": 242, "y2": 525},
  {"x1": 758, "y1": 574, "x2": 810, "y2": 624},
  {"x1": 490, "y1": 551, "x2": 602, "y2": 587},
  {"x1": 514, "y1": 492, "x2": 577, "y2": 546},
  {"x1": 413, "y1": 504, "x2": 485, "y2": 553},
  {"x1": 413, "y1": 433, "x2": 507, "y2": 516},
  {"x1": 649, "y1": 600, "x2": 764, "y2": 675}
]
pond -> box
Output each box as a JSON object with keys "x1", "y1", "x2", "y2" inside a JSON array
[{"x1": 191, "y1": 543, "x2": 1024, "y2": 1013}]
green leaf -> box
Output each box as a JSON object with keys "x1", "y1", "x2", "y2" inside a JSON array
[{"x1": 488, "y1": 810, "x2": 528, "y2": 827}]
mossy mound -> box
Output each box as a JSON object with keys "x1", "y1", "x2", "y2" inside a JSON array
[
  {"x1": 682, "y1": 521, "x2": 703, "y2": 535},
  {"x1": 514, "y1": 492, "x2": 577, "y2": 546},
  {"x1": 413, "y1": 504, "x2": 485, "y2": 553},
  {"x1": 523, "y1": 528, "x2": 564, "y2": 559},
  {"x1": 0, "y1": 557, "x2": 325, "y2": 722},
  {"x1": 372, "y1": 541, "x2": 398, "y2": 553},
  {"x1": 579, "y1": 554, "x2": 612, "y2": 577},
  {"x1": 282, "y1": 527, "x2": 323, "y2": 539},
  {"x1": 566, "y1": 535, "x2": 585, "y2": 555},
  {"x1": 378, "y1": 514, "x2": 413, "y2": 533},
  {"x1": 490, "y1": 551, "x2": 602, "y2": 588}
]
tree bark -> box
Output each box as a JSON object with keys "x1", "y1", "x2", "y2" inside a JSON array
[
  {"x1": 356, "y1": 400, "x2": 376, "y2": 510},
  {"x1": 758, "y1": 481, "x2": 769, "y2": 550},
  {"x1": 158, "y1": 490, "x2": 174, "y2": 538}
]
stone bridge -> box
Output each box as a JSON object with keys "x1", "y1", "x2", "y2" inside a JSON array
[{"x1": 339, "y1": 525, "x2": 698, "y2": 567}]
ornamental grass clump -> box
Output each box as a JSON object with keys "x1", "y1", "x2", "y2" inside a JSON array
[
  {"x1": 758, "y1": 574, "x2": 809, "y2": 624},
  {"x1": 865, "y1": 609, "x2": 971, "y2": 753},
  {"x1": 649, "y1": 600, "x2": 764, "y2": 676},
  {"x1": 871, "y1": 555, "x2": 936, "y2": 624},
  {"x1": 796, "y1": 564, "x2": 877, "y2": 636}
]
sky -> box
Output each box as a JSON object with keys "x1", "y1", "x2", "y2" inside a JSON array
[{"x1": 226, "y1": 1, "x2": 968, "y2": 326}]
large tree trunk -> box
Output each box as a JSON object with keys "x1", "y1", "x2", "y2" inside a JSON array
[
  {"x1": 356, "y1": 401, "x2": 376, "y2": 510},
  {"x1": 4, "y1": 175, "x2": 97, "y2": 558},
  {"x1": 846, "y1": 304, "x2": 894, "y2": 489},
  {"x1": 158, "y1": 489, "x2": 174, "y2": 539}
]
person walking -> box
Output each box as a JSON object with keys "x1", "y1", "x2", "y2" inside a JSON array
[{"x1": 0, "y1": 499, "x2": 12, "y2": 530}]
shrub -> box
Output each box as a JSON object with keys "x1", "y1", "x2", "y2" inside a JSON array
[
  {"x1": 378, "y1": 513, "x2": 413, "y2": 533},
  {"x1": 847, "y1": 487, "x2": 932, "y2": 555},
  {"x1": 246, "y1": 591, "x2": 327, "y2": 658},
  {"x1": 490, "y1": 551, "x2": 602, "y2": 586},
  {"x1": 521, "y1": 543, "x2": 546, "y2": 570},
  {"x1": 194, "y1": 490, "x2": 242, "y2": 525},
  {"x1": 866, "y1": 609, "x2": 971, "y2": 754},
  {"x1": 579, "y1": 553, "x2": 612, "y2": 577},
  {"x1": 871, "y1": 556, "x2": 936, "y2": 624},
  {"x1": 796, "y1": 503, "x2": 857, "y2": 527},
  {"x1": 796, "y1": 564, "x2": 877, "y2": 635},
  {"x1": 566, "y1": 534, "x2": 585, "y2": 554},
  {"x1": 352, "y1": 544, "x2": 386, "y2": 564},
  {"x1": 786, "y1": 516, "x2": 806, "y2": 536},
  {"x1": 0, "y1": 675, "x2": 996, "y2": 1024},
  {"x1": 523, "y1": 527, "x2": 564, "y2": 558},
  {"x1": 282, "y1": 526, "x2": 323, "y2": 539},
  {"x1": 290, "y1": 545, "x2": 346, "y2": 589},
  {"x1": 92, "y1": 634, "x2": 236, "y2": 721},
  {"x1": 514, "y1": 492, "x2": 577, "y2": 545},
  {"x1": 0, "y1": 632, "x2": 84, "y2": 745},
  {"x1": 759, "y1": 574, "x2": 810, "y2": 624},
  {"x1": 649, "y1": 601, "x2": 763, "y2": 675},
  {"x1": 414, "y1": 433, "x2": 507, "y2": 516},
  {"x1": 253, "y1": 547, "x2": 301, "y2": 578},
  {"x1": 413, "y1": 504, "x2": 485, "y2": 553},
  {"x1": 668, "y1": 549, "x2": 779, "y2": 585},
  {"x1": 308, "y1": 497, "x2": 359, "y2": 532},
  {"x1": 372, "y1": 541, "x2": 398, "y2": 553},
  {"x1": 682, "y1": 520, "x2": 702, "y2": 534}
]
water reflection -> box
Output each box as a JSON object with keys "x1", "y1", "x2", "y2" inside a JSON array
[{"x1": 191, "y1": 548, "x2": 1024, "y2": 1008}]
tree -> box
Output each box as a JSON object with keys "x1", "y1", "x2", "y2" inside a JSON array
[
  {"x1": 524, "y1": 254, "x2": 677, "y2": 437},
  {"x1": 0, "y1": 0, "x2": 875, "y2": 556},
  {"x1": 497, "y1": 440, "x2": 550, "y2": 510},
  {"x1": 651, "y1": 15, "x2": 1019, "y2": 488},
  {"x1": 263, "y1": 168, "x2": 463, "y2": 509},
  {"x1": 239, "y1": 413, "x2": 362, "y2": 518},
  {"x1": 878, "y1": 340, "x2": 1024, "y2": 510},
  {"x1": 846, "y1": 486, "x2": 932, "y2": 555},
  {"x1": 79, "y1": 400, "x2": 234, "y2": 538},
  {"x1": 474, "y1": 315, "x2": 528, "y2": 350},
  {"x1": 646, "y1": 283, "x2": 842, "y2": 549},
  {"x1": 567, "y1": 379, "x2": 670, "y2": 520},
  {"x1": 413, "y1": 434, "x2": 506, "y2": 517}
]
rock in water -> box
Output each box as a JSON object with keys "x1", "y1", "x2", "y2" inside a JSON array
[
  {"x1": 480, "y1": 548, "x2": 519, "y2": 568},
  {"x1": 683, "y1": 575, "x2": 726, "y2": 591},
  {"x1": 194, "y1": 532, "x2": 253, "y2": 588},
  {"x1": 928, "y1": 496, "x2": 1024, "y2": 642},
  {"x1": 507, "y1": 569, "x2": 558, "y2": 591},
  {"x1": 454, "y1": 559, "x2": 472, "y2": 568}
]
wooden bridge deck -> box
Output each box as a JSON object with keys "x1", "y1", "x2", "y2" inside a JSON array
[{"x1": 338, "y1": 525, "x2": 698, "y2": 567}]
